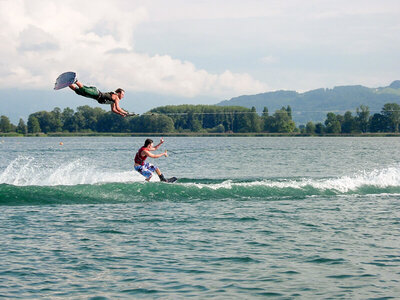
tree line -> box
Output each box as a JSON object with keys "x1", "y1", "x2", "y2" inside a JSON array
[
  {"x1": 1, "y1": 103, "x2": 400, "y2": 134},
  {"x1": 303, "y1": 103, "x2": 400, "y2": 134}
]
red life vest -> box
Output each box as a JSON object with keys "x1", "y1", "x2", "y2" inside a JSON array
[{"x1": 134, "y1": 146, "x2": 148, "y2": 165}]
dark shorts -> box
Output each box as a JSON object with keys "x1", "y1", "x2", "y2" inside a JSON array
[
  {"x1": 134, "y1": 163, "x2": 158, "y2": 179},
  {"x1": 75, "y1": 86, "x2": 115, "y2": 105},
  {"x1": 75, "y1": 86, "x2": 100, "y2": 99}
]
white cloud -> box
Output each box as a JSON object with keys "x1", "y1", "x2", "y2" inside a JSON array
[
  {"x1": 1, "y1": 0, "x2": 399, "y2": 98},
  {"x1": 18, "y1": 25, "x2": 59, "y2": 52},
  {"x1": 139, "y1": 0, "x2": 400, "y2": 22},
  {"x1": 0, "y1": 0, "x2": 267, "y2": 97}
]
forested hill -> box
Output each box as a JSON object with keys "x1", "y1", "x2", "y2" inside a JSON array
[{"x1": 218, "y1": 81, "x2": 400, "y2": 124}]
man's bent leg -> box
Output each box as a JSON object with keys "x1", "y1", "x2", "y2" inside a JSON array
[
  {"x1": 156, "y1": 168, "x2": 167, "y2": 182},
  {"x1": 74, "y1": 85, "x2": 100, "y2": 99},
  {"x1": 137, "y1": 163, "x2": 167, "y2": 182},
  {"x1": 135, "y1": 164, "x2": 153, "y2": 181}
]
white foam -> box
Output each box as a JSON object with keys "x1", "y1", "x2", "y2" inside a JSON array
[
  {"x1": 0, "y1": 156, "x2": 145, "y2": 186},
  {"x1": 2, "y1": 156, "x2": 400, "y2": 192},
  {"x1": 182, "y1": 166, "x2": 400, "y2": 193}
]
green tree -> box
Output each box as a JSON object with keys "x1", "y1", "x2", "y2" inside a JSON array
[
  {"x1": 305, "y1": 121, "x2": 316, "y2": 134},
  {"x1": 16, "y1": 118, "x2": 27, "y2": 134},
  {"x1": 0, "y1": 115, "x2": 12, "y2": 132},
  {"x1": 369, "y1": 113, "x2": 389, "y2": 132},
  {"x1": 150, "y1": 105, "x2": 260, "y2": 133},
  {"x1": 249, "y1": 106, "x2": 261, "y2": 132},
  {"x1": 72, "y1": 111, "x2": 86, "y2": 131},
  {"x1": 77, "y1": 105, "x2": 105, "y2": 131},
  {"x1": 341, "y1": 111, "x2": 356, "y2": 133},
  {"x1": 262, "y1": 107, "x2": 273, "y2": 132},
  {"x1": 269, "y1": 108, "x2": 295, "y2": 133},
  {"x1": 30, "y1": 111, "x2": 62, "y2": 133},
  {"x1": 187, "y1": 112, "x2": 203, "y2": 132},
  {"x1": 325, "y1": 112, "x2": 341, "y2": 133},
  {"x1": 286, "y1": 105, "x2": 292, "y2": 118},
  {"x1": 315, "y1": 122, "x2": 325, "y2": 134},
  {"x1": 154, "y1": 115, "x2": 175, "y2": 133},
  {"x1": 262, "y1": 107, "x2": 269, "y2": 117},
  {"x1": 97, "y1": 112, "x2": 129, "y2": 132},
  {"x1": 50, "y1": 107, "x2": 63, "y2": 132},
  {"x1": 382, "y1": 103, "x2": 400, "y2": 132},
  {"x1": 129, "y1": 114, "x2": 173, "y2": 133},
  {"x1": 208, "y1": 124, "x2": 225, "y2": 133},
  {"x1": 356, "y1": 105, "x2": 370, "y2": 133},
  {"x1": 61, "y1": 108, "x2": 76, "y2": 132},
  {"x1": 27, "y1": 115, "x2": 41, "y2": 133}
]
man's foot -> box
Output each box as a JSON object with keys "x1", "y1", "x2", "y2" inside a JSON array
[{"x1": 158, "y1": 174, "x2": 167, "y2": 182}]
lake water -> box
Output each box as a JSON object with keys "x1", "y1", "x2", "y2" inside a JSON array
[{"x1": 0, "y1": 137, "x2": 399, "y2": 298}]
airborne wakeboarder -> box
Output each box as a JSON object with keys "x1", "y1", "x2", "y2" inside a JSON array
[{"x1": 54, "y1": 71, "x2": 133, "y2": 117}]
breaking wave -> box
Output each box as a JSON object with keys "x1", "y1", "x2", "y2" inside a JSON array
[{"x1": 2, "y1": 156, "x2": 400, "y2": 205}]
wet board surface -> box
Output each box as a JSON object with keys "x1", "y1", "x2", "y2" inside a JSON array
[{"x1": 54, "y1": 72, "x2": 76, "y2": 90}]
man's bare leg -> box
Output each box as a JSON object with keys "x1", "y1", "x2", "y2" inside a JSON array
[{"x1": 156, "y1": 168, "x2": 167, "y2": 181}]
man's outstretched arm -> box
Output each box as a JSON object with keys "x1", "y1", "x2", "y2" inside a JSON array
[
  {"x1": 148, "y1": 138, "x2": 164, "y2": 151},
  {"x1": 142, "y1": 150, "x2": 168, "y2": 158},
  {"x1": 111, "y1": 103, "x2": 126, "y2": 116},
  {"x1": 111, "y1": 96, "x2": 128, "y2": 116}
]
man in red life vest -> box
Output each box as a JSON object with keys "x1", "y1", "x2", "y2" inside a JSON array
[{"x1": 134, "y1": 138, "x2": 168, "y2": 181}]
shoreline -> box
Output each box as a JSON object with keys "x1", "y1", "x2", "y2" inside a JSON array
[{"x1": 2, "y1": 132, "x2": 400, "y2": 137}]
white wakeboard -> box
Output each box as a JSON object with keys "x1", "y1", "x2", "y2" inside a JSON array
[{"x1": 54, "y1": 72, "x2": 76, "y2": 90}]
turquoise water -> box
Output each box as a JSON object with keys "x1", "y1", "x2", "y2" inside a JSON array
[{"x1": 0, "y1": 137, "x2": 399, "y2": 298}]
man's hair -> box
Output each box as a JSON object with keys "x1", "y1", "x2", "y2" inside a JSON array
[
  {"x1": 144, "y1": 139, "x2": 153, "y2": 147},
  {"x1": 115, "y1": 88, "x2": 125, "y2": 94}
]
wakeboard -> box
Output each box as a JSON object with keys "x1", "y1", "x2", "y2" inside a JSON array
[
  {"x1": 54, "y1": 72, "x2": 76, "y2": 90},
  {"x1": 167, "y1": 177, "x2": 178, "y2": 183}
]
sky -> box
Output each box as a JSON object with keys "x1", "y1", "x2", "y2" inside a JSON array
[{"x1": 1, "y1": 0, "x2": 400, "y2": 122}]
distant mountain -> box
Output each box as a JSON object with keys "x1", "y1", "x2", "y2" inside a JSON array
[{"x1": 217, "y1": 81, "x2": 400, "y2": 124}]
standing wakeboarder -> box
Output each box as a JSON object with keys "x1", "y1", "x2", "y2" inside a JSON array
[{"x1": 134, "y1": 138, "x2": 177, "y2": 182}]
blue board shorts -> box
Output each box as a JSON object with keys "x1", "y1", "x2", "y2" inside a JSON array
[{"x1": 134, "y1": 163, "x2": 158, "y2": 179}]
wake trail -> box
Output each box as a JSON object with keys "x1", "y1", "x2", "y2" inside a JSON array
[{"x1": 2, "y1": 156, "x2": 400, "y2": 194}]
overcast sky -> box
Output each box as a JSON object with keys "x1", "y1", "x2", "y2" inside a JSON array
[{"x1": 1, "y1": 0, "x2": 400, "y2": 112}]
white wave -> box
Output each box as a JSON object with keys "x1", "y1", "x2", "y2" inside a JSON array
[
  {"x1": 0, "y1": 156, "x2": 145, "y2": 186},
  {"x1": 3, "y1": 156, "x2": 400, "y2": 191},
  {"x1": 183, "y1": 166, "x2": 400, "y2": 193}
]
